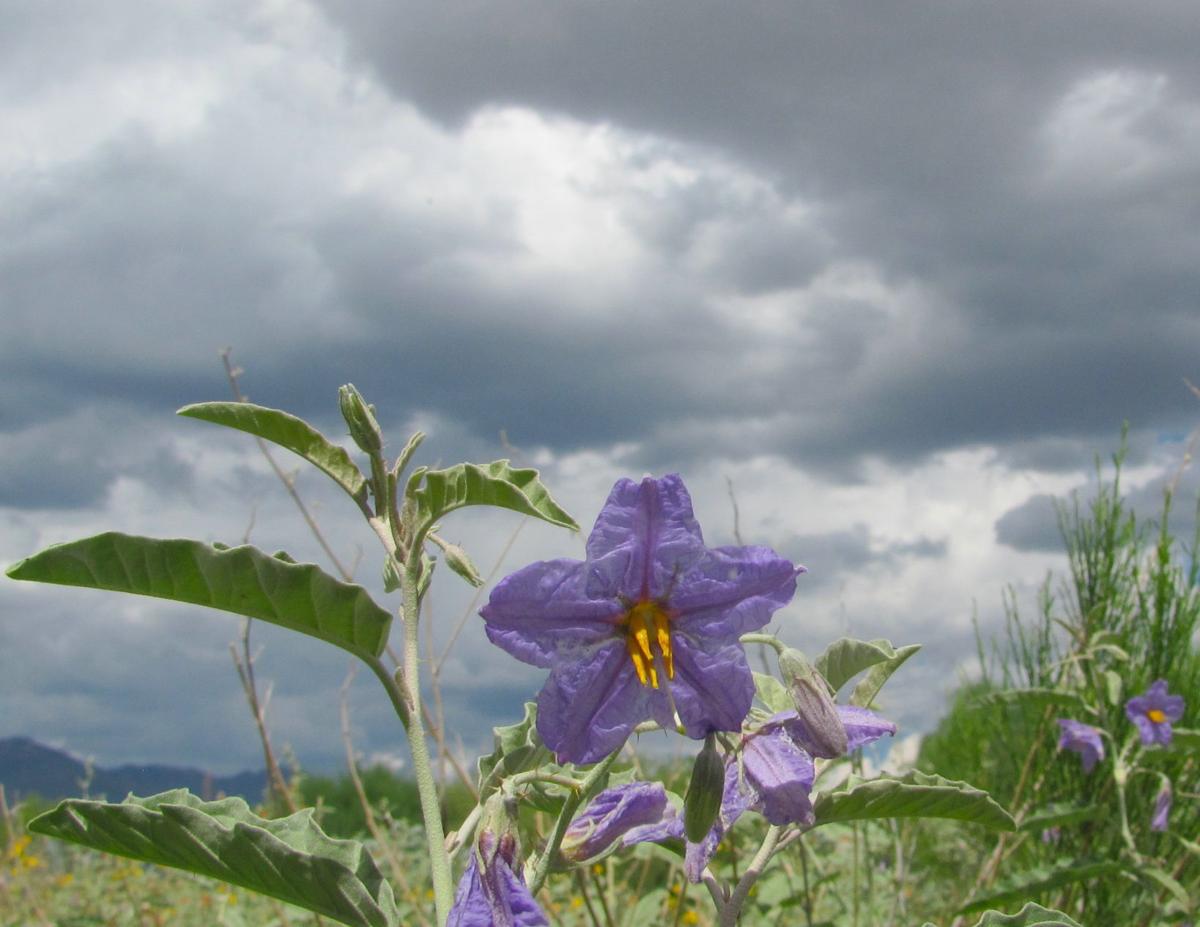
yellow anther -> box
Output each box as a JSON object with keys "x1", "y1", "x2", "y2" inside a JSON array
[
  {"x1": 624, "y1": 600, "x2": 673, "y2": 689},
  {"x1": 1147, "y1": 708, "x2": 1166, "y2": 724}
]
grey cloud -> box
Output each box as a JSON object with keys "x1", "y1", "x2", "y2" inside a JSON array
[
  {"x1": 783, "y1": 525, "x2": 948, "y2": 590},
  {"x1": 994, "y1": 493, "x2": 1063, "y2": 552}
]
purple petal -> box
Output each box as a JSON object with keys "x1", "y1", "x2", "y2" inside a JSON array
[
  {"x1": 669, "y1": 639, "x2": 756, "y2": 739},
  {"x1": 536, "y1": 642, "x2": 657, "y2": 764},
  {"x1": 838, "y1": 705, "x2": 898, "y2": 752},
  {"x1": 740, "y1": 728, "x2": 816, "y2": 826},
  {"x1": 562, "y1": 782, "x2": 668, "y2": 861},
  {"x1": 1151, "y1": 783, "x2": 1172, "y2": 832},
  {"x1": 1057, "y1": 719, "x2": 1104, "y2": 773},
  {"x1": 622, "y1": 806, "x2": 684, "y2": 846},
  {"x1": 481, "y1": 559, "x2": 622, "y2": 668},
  {"x1": 584, "y1": 475, "x2": 707, "y2": 600},
  {"x1": 670, "y1": 546, "x2": 801, "y2": 641},
  {"x1": 448, "y1": 854, "x2": 549, "y2": 927}
]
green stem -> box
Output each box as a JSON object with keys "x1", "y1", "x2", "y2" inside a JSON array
[
  {"x1": 721, "y1": 825, "x2": 782, "y2": 927},
  {"x1": 526, "y1": 747, "x2": 623, "y2": 896},
  {"x1": 739, "y1": 633, "x2": 785, "y2": 653},
  {"x1": 400, "y1": 555, "x2": 454, "y2": 925}
]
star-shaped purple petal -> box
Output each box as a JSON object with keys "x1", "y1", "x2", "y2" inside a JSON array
[{"x1": 1124, "y1": 679, "x2": 1185, "y2": 747}]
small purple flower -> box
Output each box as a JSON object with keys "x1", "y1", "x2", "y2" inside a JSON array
[
  {"x1": 1057, "y1": 719, "x2": 1105, "y2": 773},
  {"x1": 1040, "y1": 826, "x2": 1062, "y2": 845},
  {"x1": 448, "y1": 831, "x2": 548, "y2": 927},
  {"x1": 482, "y1": 475, "x2": 801, "y2": 764},
  {"x1": 561, "y1": 782, "x2": 668, "y2": 862},
  {"x1": 738, "y1": 725, "x2": 817, "y2": 826},
  {"x1": 1125, "y1": 680, "x2": 1185, "y2": 747},
  {"x1": 1151, "y1": 781, "x2": 1172, "y2": 833}
]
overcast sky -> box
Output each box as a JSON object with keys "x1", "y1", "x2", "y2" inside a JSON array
[{"x1": 2, "y1": 0, "x2": 1198, "y2": 779}]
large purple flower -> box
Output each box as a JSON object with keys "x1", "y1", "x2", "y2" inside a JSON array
[
  {"x1": 448, "y1": 831, "x2": 548, "y2": 927},
  {"x1": 1057, "y1": 719, "x2": 1104, "y2": 773},
  {"x1": 482, "y1": 475, "x2": 801, "y2": 764},
  {"x1": 1125, "y1": 680, "x2": 1185, "y2": 747}
]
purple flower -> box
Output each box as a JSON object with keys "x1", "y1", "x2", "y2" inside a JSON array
[
  {"x1": 1125, "y1": 680, "x2": 1185, "y2": 747},
  {"x1": 623, "y1": 760, "x2": 751, "y2": 883},
  {"x1": 482, "y1": 475, "x2": 801, "y2": 764},
  {"x1": 448, "y1": 832, "x2": 548, "y2": 927},
  {"x1": 738, "y1": 725, "x2": 817, "y2": 826},
  {"x1": 1057, "y1": 719, "x2": 1105, "y2": 773},
  {"x1": 561, "y1": 782, "x2": 668, "y2": 862},
  {"x1": 1151, "y1": 781, "x2": 1172, "y2": 833}
]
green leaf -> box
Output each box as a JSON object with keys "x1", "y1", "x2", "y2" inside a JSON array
[
  {"x1": 6, "y1": 533, "x2": 392, "y2": 661},
  {"x1": 849, "y1": 643, "x2": 920, "y2": 707},
  {"x1": 958, "y1": 860, "x2": 1124, "y2": 915},
  {"x1": 814, "y1": 637, "x2": 904, "y2": 694},
  {"x1": 477, "y1": 702, "x2": 552, "y2": 797},
  {"x1": 178, "y1": 402, "x2": 368, "y2": 505},
  {"x1": 975, "y1": 688, "x2": 1091, "y2": 714},
  {"x1": 753, "y1": 672, "x2": 793, "y2": 713},
  {"x1": 409, "y1": 460, "x2": 578, "y2": 534},
  {"x1": 1131, "y1": 865, "x2": 1191, "y2": 911},
  {"x1": 29, "y1": 790, "x2": 400, "y2": 927},
  {"x1": 813, "y1": 771, "x2": 1014, "y2": 831},
  {"x1": 1018, "y1": 802, "x2": 1100, "y2": 832},
  {"x1": 1104, "y1": 670, "x2": 1123, "y2": 706},
  {"x1": 967, "y1": 902, "x2": 1082, "y2": 926}
]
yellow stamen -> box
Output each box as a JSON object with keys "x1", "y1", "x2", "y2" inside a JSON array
[
  {"x1": 1147, "y1": 708, "x2": 1167, "y2": 724},
  {"x1": 624, "y1": 601, "x2": 674, "y2": 689}
]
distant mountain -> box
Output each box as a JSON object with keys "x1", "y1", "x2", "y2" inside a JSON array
[{"x1": 0, "y1": 736, "x2": 268, "y2": 804}]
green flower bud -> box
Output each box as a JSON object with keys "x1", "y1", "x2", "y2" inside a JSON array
[
  {"x1": 441, "y1": 541, "x2": 484, "y2": 588},
  {"x1": 778, "y1": 648, "x2": 847, "y2": 758},
  {"x1": 338, "y1": 383, "x2": 383, "y2": 454},
  {"x1": 683, "y1": 733, "x2": 725, "y2": 843}
]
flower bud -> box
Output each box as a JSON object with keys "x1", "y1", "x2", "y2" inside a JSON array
[
  {"x1": 683, "y1": 734, "x2": 725, "y2": 843},
  {"x1": 778, "y1": 648, "x2": 847, "y2": 758},
  {"x1": 441, "y1": 541, "x2": 484, "y2": 588},
  {"x1": 561, "y1": 782, "x2": 667, "y2": 862},
  {"x1": 338, "y1": 383, "x2": 383, "y2": 454}
]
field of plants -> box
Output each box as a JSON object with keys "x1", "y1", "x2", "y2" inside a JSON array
[{"x1": 2, "y1": 395, "x2": 1196, "y2": 926}]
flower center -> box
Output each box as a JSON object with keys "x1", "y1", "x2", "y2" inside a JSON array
[
  {"x1": 1147, "y1": 708, "x2": 1167, "y2": 724},
  {"x1": 623, "y1": 600, "x2": 674, "y2": 689}
]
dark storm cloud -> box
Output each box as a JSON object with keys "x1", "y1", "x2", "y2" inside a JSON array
[
  {"x1": 994, "y1": 493, "x2": 1063, "y2": 553},
  {"x1": 315, "y1": 0, "x2": 1200, "y2": 470},
  {"x1": 781, "y1": 525, "x2": 948, "y2": 591}
]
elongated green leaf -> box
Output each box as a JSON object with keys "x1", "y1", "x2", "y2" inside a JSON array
[
  {"x1": 1018, "y1": 802, "x2": 1100, "y2": 832},
  {"x1": 813, "y1": 771, "x2": 1014, "y2": 831},
  {"x1": 1168, "y1": 727, "x2": 1200, "y2": 751},
  {"x1": 975, "y1": 688, "x2": 1091, "y2": 713},
  {"x1": 1133, "y1": 865, "x2": 1190, "y2": 910},
  {"x1": 30, "y1": 790, "x2": 399, "y2": 927},
  {"x1": 968, "y1": 903, "x2": 1082, "y2": 927},
  {"x1": 6, "y1": 533, "x2": 392, "y2": 661},
  {"x1": 849, "y1": 643, "x2": 920, "y2": 707},
  {"x1": 814, "y1": 637, "x2": 901, "y2": 694},
  {"x1": 958, "y1": 860, "x2": 1124, "y2": 914},
  {"x1": 409, "y1": 460, "x2": 578, "y2": 533},
  {"x1": 178, "y1": 402, "x2": 368, "y2": 504}
]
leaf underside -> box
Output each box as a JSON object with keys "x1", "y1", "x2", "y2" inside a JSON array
[
  {"x1": 411, "y1": 460, "x2": 579, "y2": 533},
  {"x1": 178, "y1": 401, "x2": 368, "y2": 504},
  {"x1": 814, "y1": 771, "x2": 1015, "y2": 831},
  {"x1": 6, "y1": 532, "x2": 392, "y2": 661},
  {"x1": 30, "y1": 790, "x2": 400, "y2": 927}
]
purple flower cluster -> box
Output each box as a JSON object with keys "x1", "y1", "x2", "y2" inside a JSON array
[
  {"x1": 481, "y1": 474, "x2": 801, "y2": 764},
  {"x1": 448, "y1": 831, "x2": 547, "y2": 927}
]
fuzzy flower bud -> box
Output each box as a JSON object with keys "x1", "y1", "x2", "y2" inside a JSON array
[
  {"x1": 441, "y1": 541, "x2": 485, "y2": 588},
  {"x1": 684, "y1": 733, "x2": 725, "y2": 842},
  {"x1": 338, "y1": 383, "x2": 383, "y2": 454},
  {"x1": 778, "y1": 648, "x2": 847, "y2": 758}
]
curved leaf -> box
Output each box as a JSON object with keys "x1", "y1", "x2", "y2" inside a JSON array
[
  {"x1": 6, "y1": 533, "x2": 392, "y2": 661},
  {"x1": 849, "y1": 643, "x2": 920, "y2": 707},
  {"x1": 814, "y1": 637, "x2": 901, "y2": 694},
  {"x1": 958, "y1": 859, "x2": 1124, "y2": 915},
  {"x1": 178, "y1": 402, "x2": 368, "y2": 505},
  {"x1": 409, "y1": 460, "x2": 578, "y2": 533},
  {"x1": 968, "y1": 902, "x2": 1082, "y2": 926},
  {"x1": 29, "y1": 790, "x2": 400, "y2": 927},
  {"x1": 813, "y1": 771, "x2": 1014, "y2": 831}
]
